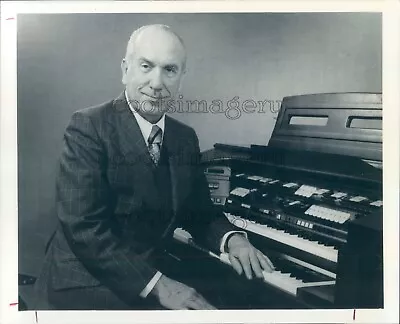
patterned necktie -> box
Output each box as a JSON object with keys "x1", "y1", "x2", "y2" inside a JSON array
[{"x1": 148, "y1": 125, "x2": 162, "y2": 166}]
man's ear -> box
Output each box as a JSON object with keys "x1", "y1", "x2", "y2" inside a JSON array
[{"x1": 121, "y1": 58, "x2": 128, "y2": 84}]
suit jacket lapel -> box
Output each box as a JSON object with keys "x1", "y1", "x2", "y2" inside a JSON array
[
  {"x1": 163, "y1": 116, "x2": 192, "y2": 216},
  {"x1": 111, "y1": 92, "x2": 160, "y2": 210}
]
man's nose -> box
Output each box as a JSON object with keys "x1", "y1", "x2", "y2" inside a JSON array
[{"x1": 149, "y1": 68, "x2": 163, "y2": 93}]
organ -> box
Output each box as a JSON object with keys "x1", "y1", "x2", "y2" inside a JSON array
[{"x1": 173, "y1": 92, "x2": 383, "y2": 309}]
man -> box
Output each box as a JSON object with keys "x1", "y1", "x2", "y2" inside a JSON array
[{"x1": 33, "y1": 24, "x2": 274, "y2": 310}]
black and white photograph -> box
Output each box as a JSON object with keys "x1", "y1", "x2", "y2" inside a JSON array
[{"x1": 1, "y1": 2, "x2": 398, "y2": 323}]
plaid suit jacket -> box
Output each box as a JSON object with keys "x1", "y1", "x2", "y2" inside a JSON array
[{"x1": 33, "y1": 92, "x2": 234, "y2": 309}]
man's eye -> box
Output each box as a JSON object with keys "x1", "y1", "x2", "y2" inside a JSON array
[
  {"x1": 165, "y1": 66, "x2": 177, "y2": 75},
  {"x1": 140, "y1": 64, "x2": 151, "y2": 71}
]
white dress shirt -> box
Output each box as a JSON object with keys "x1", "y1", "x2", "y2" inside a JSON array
[
  {"x1": 124, "y1": 91, "x2": 246, "y2": 298},
  {"x1": 125, "y1": 92, "x2": 165, "y2": 148}
]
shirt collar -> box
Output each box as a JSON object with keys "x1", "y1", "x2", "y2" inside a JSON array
[{"x1": 125, "y1": 91, "x2": 165, "y2": 146}]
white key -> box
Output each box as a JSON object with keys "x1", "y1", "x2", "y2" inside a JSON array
[{"x1": 264, "y1": 271, "x2": 302, "y2": 295}]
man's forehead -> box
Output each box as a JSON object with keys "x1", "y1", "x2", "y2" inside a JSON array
[{"x1": 136, "y1": 38, "x2": 184, "y2": 58}]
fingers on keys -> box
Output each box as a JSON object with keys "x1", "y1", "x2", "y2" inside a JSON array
[
  {"x1": 229, "y1": 254, "x2": 243, "y2": 276},
  {"x1": 237, "y1": 254, "x2": 253, "y2": 280},
  {"x1": 257, "y1": 250, "x2": 275, "y2": 273},
  {"x1": 249, "y1": 249, "x2": 264, "y2": 278}
]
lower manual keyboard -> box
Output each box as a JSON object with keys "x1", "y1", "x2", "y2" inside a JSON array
[
  {"x1": 224, "y1": 213, "x2": 338, "y2": 263},
  {"x1": 219, "y1": 253, "x2": 335, "y2": 296},
  {"x1": 173, "y1": 227, "x2": 335, "y2": 297}
]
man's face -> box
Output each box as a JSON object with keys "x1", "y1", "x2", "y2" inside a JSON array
[{"x1": 121, "y1": 27, "x2": 186, "y2": 123}]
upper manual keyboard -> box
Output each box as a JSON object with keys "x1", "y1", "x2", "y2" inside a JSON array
[{"x1": 225, "y1": 213, "x2": 338, "y2": 263}]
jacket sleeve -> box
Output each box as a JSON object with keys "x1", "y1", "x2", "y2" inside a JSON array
[
  {"x1": 180, "y1": 130, "x2": 236, "y2": 253},
  {"x1": 56, "y1": 111, "x2": 157, "y2": 306}
]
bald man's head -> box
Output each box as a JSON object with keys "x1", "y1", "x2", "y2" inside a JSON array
[
  {"x1": 124, "y1": 24, "x2": 187, "y2": 70},
  {"x1": 121, "y1": 24, "x2": 187, "y2": 123}
]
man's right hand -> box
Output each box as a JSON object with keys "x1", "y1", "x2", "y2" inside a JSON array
[{"x1": 151, "y1": 275, "x2": 217, "y2": 310}]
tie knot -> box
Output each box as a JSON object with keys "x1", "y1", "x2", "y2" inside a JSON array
[{"x1": 148, "y1": 125, "x2": 162, "y2": 145}]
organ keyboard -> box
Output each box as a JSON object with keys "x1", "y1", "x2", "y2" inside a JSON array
[
  {"x1": 224, "y1": 213, "x2": 338, "y2": 263},
  {"x1": 173, "y1": 92, "x2": 383, "y2": 309},
  {"x1": 173, "y1": 227, "x2": 336, "y2": 299}
]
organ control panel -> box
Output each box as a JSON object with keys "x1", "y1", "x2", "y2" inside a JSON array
[{"x1": 174, "y1": 92, "x2": 383, "y2": 309}]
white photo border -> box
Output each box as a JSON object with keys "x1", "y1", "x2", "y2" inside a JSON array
[{"x1": 1, "y1": 1, "x2": 398, "y2": 324}]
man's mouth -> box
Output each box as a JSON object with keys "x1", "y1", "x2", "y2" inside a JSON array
[{"x1": 141, "y1": 92, "x2": 168, "y2": 101}]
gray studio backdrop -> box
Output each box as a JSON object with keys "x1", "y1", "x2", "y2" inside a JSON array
[{"x1": 17, "y1": 13, "x2": 381, "y2": 277}]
